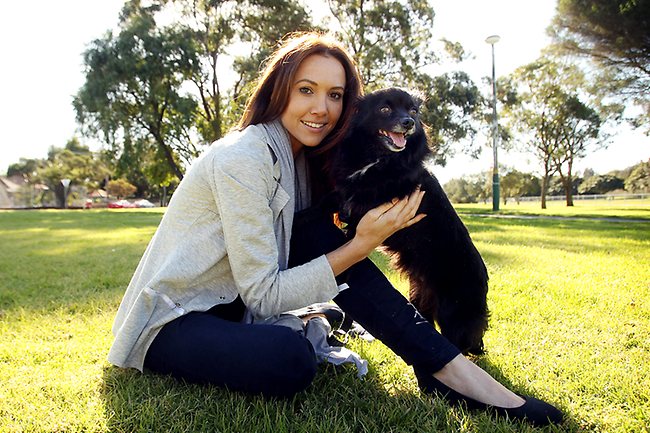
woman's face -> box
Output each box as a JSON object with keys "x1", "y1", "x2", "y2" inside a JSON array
[{"x1": 280, "y1": 54, "x2": 346, "y2": 155}]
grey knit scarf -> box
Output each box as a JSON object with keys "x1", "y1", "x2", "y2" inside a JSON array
[{"x1": 260, "y1": 120, "x2": 311, "y2": 268}]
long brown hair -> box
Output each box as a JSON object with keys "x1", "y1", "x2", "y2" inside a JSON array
[{"x1": 238, "y1": 32, "x2": 362, "y2": 155}]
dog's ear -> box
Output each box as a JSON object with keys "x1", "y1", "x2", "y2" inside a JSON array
[{"x1": 409, "y1": 89, "x2": 425, "y2": 108}]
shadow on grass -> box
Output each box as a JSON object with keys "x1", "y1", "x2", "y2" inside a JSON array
[
  {"x1": 100, "y1": 353, "x2": 585, "y2": 433},
  {"x1": 464, "y1": 216, "x2": 650, "y2": 255}
]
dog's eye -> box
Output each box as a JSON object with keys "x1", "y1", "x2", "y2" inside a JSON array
[
  {"x1": 380, "y1": 106, "x2": 391, "y2": 114},
  {"x1": 409, "y1": 107, "x2": 418, "y2": 116}
]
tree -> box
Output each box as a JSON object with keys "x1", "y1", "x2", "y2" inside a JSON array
[
  {"x1": 549, "y1": 0, "x2": 650, "y2": 129},
  {"x1": 625, "y1": 160, "x2": 650, "y2": 193},
  {"x1": 75, "y1": 0, "x2": 313, "y2": 191},
  {"x1": 75, "y1": 1, "x2": 201, "y2": 182},
  {"x1": 443, "y1": 178, "x2": 475, "y2": 203},
  {"x1": 551, "y1": 94, "x2": 603, "y2": 206},
  {"x1": 327, "y1": 0, "x2": 435, "y2": 89},
  {"x1": 500, "y1": 169, "x2": 541, "y2": 204},
  {"x1": 34, "y1": 139, "x2": 111, "y2": 208},
  {"x1": 327, "y1": 0, "x2": 483, "y2": 164},
  {"x1": 7, "y1": 158, "x2": 40, "y2": 180},
  {"x1": 578, "y1": 174, "x2": 624, "y2": 194},
  {"x1": 504, "y1": 57, "x2": 604, "y2": 208},
  {"x1": 418, "y1": 72, "x2": 484, "y2": 164},
  {"x1": 442, "y1": 171, "x2": 493, "y2": 204},
  {"x1": 173, "y1": 0, "x2": 312, "y2": 141},
  {"x1": 107, "y1": 178, "x2": 138, "y2": 199}
]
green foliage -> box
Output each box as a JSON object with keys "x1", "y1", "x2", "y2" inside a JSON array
[
  {"x1": 107, "y1": 178, "x2": 138, "y2": 199},
  {"x1": 326, "y1": 0, "x2": 484, "y2": 165},
  {"x1": 1, "y1": 207, "x2": 649, "y2": 432},
  {"x1": 578, "y1": 174, "x2": 625, "y2": 195},
  {"x1": 442, "y1": 178, "x2": 476, "y2": 204},
  {"x1": 75, "y1": 1, "x2": 202, "y2": 181},
  {"x1": 327, "y1": 0, "x2": 436, "y2": 89},
  {"x1": 34, "y1": 138, "x2": 111, "y2": 208},
  {"x1": 625, "y1": 160, "x2": 650, "y2": 193},
  {"x1": 444, "y1": 169, "x2": 540, "y2": 204},
  {"x1": 443, "y1": 172, "x2": 491, "y2": 204},
  {"x1": 504, "y1": 57, "x2": 605, "y2": 207},
  {"x1": 418, "y1": 72, "x2": 484, "y2": 164},
  {"x1": 500, "y1": 170, "x2": 541, "y2": 204},
  {"x1": 68, "y1": 0, "x2": 492, "y2": 187},
  {"x1": 549, "y1": 0, "x2": 650, "y2": 129},
  {"x1": 73, "y1": 0, "x2": 315, "y2": 191},
  {"x1": 6, "y1": 158, "x2": 39, "y2": 180},
  {"x1": 173, "y1": 0, "x2": 313, "y2": 141}
]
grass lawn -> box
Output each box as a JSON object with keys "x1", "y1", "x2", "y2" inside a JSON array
[
  {"x1": 0, "y1": 206, "x2": 648, "y2": 433},
  {"x1": 455, "y1": 198, "x2": 650, "y2": 221}
]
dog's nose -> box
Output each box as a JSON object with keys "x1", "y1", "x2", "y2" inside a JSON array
[{"x1": 401, "y1": 117, "x2": 415, "y2": 129}]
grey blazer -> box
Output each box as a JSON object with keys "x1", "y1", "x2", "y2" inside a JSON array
[{"x1": 107, "y1": 124, "x2": 339, "y2": 371}]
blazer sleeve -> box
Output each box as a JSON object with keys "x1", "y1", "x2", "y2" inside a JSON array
[{"x1": 207, "y1": 141, "x2": 339, "y2": 319}]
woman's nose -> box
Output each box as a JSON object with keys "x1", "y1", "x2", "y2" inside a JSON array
[{"x1": 310, "y1": 95, "x2": 328, "y2": 115}]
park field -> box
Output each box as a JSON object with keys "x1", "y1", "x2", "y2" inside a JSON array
[
  {"x1": 0, "y1": 205, "x2": 648, "y2": 433},
  {"x1": 455, "y1": 197, "x2": 650, "y2": 221}
]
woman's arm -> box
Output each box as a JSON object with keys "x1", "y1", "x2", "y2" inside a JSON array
[{"x1": 326, "y1": 188, "x2": 426, "y2": 276}]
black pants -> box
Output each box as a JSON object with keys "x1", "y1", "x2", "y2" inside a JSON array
[{"x1": 144, "y1": 208, "x2": 460, "y2": 397}]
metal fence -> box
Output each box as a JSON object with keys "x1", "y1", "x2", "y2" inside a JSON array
[{"x1": 517, "y1": 193, "x2": 650, "y2": 202}]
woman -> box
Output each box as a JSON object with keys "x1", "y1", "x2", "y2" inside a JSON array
[{"x1": 108, "y1": 32, "x2": 563, "y2": 426}]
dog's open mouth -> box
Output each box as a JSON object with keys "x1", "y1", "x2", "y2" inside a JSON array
[{"x1": 379, "y1": 129, "x2": 407, "y2": 152}]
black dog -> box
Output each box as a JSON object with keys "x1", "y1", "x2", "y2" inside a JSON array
[{"x1": 330, "y1": 88, "x2": 489, "y2": 355}]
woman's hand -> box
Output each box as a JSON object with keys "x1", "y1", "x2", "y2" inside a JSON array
[
  {"x1": 352, "y1": 188, "x2": 427, "y2": 255},
  {"x1": 325, "y1": 188, "x2": 426, "y2": 277}
]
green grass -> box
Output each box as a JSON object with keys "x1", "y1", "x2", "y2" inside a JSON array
[
  {"x1": 455, "y1": 198, "x2": 650, "y2": 221},
  {"x1": 1, "y1": 207, "x2": 649, "y2": 432}
]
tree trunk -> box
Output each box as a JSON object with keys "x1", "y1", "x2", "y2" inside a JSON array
[
  {"x1": 541, "y1": 174, "x2": 549, "y2": 209},
  {"x1": 564, "y1": 159, "x2": 573, "y2": 206},
  {"x1": 558, "y1": 161, "x2": 575, "y2": 207},
  {"x1": 564, "y1": 177, "x2": 574, "y2": 206}
]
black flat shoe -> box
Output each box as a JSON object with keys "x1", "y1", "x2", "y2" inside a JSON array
[{"x1": 416, "y1": 372, "x2": 564, "y2": 426}]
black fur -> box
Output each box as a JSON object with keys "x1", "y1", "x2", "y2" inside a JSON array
[{"x1": 331, "y1": 88, "x2": 489, "y2": 355}]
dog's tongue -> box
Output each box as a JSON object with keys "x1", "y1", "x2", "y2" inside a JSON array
[{"x1": 388, "y1": 132, "x2": 406, "y2": 148}]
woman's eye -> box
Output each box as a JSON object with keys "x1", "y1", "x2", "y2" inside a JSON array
[
  {"x1": 330, "y1": 92, "x2": 343, "y2": 100},
  {"x1": 299, "y1": 87, "x2": 313, "y2": 94},
  {"x1": 380, "y1": 106, "x2": 391, "y2": 114}
]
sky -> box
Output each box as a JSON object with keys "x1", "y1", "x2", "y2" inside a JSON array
[{"x1": 0, "y1": 0, "x2": 648, "y2": 183}]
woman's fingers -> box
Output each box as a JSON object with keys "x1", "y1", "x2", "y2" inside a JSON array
[
  {"x1": 356, "y1": 187, "x2": 427, "y2": 249},
  {"x1": 369, "y1": 198, "x2": 399, "y2": 218},
  {"x1": 383, "y1": 188, "x2": 426, "y2": 228}
]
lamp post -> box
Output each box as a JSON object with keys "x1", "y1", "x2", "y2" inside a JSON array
[{"x1": 485, "y1": 34, "x2": 500, "y2": 211}]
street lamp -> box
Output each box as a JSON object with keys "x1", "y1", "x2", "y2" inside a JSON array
[{"x1": 485, "y1": 34, "x2": 500, "y2": 211}]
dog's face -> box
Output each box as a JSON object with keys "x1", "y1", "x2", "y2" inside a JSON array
[{"x1": 354, "y1": 88, "x2": 423, "y2": 153}]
